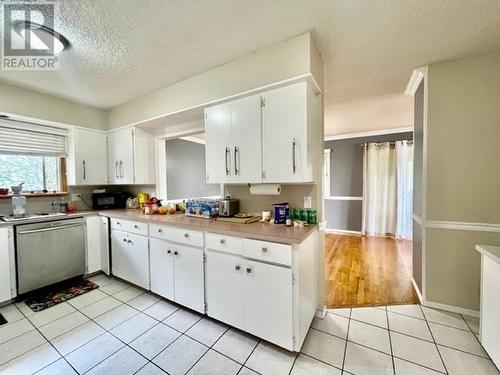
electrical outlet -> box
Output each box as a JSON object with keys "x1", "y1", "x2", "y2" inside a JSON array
[
  {"x1": 71, "y1": 193, "x2": 81, "y2": 201},
  {"x1": 304, "y1": 196, "x2": 312, "y2": 208}
]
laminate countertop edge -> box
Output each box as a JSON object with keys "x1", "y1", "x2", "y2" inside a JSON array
[
  {"x1": 476, "y1": 244, "x2": 500, "y2": 265},
  {"x1": 0, "y1": 209, "x2": 318, "y2": 245}
]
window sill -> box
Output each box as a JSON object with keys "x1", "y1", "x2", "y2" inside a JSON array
[{"x1": 0, "y1": 192, "x2": 68, "y2": 200}]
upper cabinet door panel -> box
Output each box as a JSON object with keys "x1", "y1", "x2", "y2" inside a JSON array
[
  {"x1": 230, "y1": 94, "x2": 262, "y2": 183},
  {"x1": 262, "y1": 82, "x2": 308, "y2": 183},
  {"x1": 205, "y1": 103, "x2": 232, "y2": 183},
  {"x1": 70, "y1": 128, "x2": 108, "y2": 185},
  {"x1": 107, "y1": 128, "x2": 134, "y2": 184}
]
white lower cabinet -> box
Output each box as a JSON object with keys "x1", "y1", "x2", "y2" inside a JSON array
[
  {"x1": 111, "y1": 229, "x2": 149, "y2": 289},
  {"x1": 0, "y1": 226, "x2": 16, "y2": 303},
  {"x1": 205, "y1": 231, "x2": 316, "y2": 351},
  {"x1": 150, "y1": 236, "x2": 205, "y2": 313},
  {"x1": 85, "y1": 216, "x2": 110, "y2": 275},
  {"x1": 206, "y1": 250, "x2": 245, "y2": 329}
]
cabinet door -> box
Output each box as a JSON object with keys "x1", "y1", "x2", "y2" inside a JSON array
[
  {"x1": 230, "y1": 94, "x2": 262, "y2": 183},
  {"x1": 100, "y1": 217, "x2": 110, "y2": 275},
  {"x1": 173, "y1": 244, "x2": 205, "y2": 313},
  {"x1": 111, "y1": 230, "x2": 149, "y2": 289},
  {"x1": 262, "y1": 82, "x2": 308, "y2": 183},
  {"x1": 108, "y1": 128, "x2": 135, "y2": 184},
  {"x1": 244, "y1": 260, "x2": 293, "y2": 350},
  {"x1": 133, "y1": 128, "x2": 155, "y2": 184},
  {"x1": 85, "y1": 216, "x2": 102, "y2": 274},
  {"x1": 205, "y1": 103, "x2": 232, "y2": 183},
  {"x1": 206, "y1": 250, "x2": 245, "y2": 329},
  {"x1": 0, "y1": 227, "x2": 14, "y2": 303},
  {"x1": 150, "y1": 238, "x2": 174, "y2": 300},
  {"x1": 74, "y1": 128, "x2": 108, "y2": 185}
]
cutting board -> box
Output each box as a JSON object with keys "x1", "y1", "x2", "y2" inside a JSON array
[{"x1": 216, "y1": 216, "x2": 260, "y2": 224}]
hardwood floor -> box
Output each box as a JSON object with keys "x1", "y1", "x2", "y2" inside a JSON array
[{"x1": 325, "y1": 233, "x2": 419, "y2": 308}]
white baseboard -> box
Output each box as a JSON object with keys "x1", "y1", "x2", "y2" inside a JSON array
[
  {"x1": 315, "y1": 305, "x2": 327, "y2": 319},
  {"x1": 411, "y1": 278, "x2": 424, "y2": 304},
  {"x1": 325, "y1": 228, "x2": 362, "y2": 236},
  {"x1": 422, "y1": 300, "x2": 479, "y2": 318}
]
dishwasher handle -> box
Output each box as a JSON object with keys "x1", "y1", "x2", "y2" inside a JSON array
[{"x1": 17, "y1": 223, "x2": 83, "y2": 235}]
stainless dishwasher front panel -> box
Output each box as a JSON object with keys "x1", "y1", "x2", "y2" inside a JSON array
[{"x1": 16, "y1": 218, "x2": 85, "y2": 294}]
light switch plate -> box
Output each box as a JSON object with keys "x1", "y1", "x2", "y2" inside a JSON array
[{"x1": 304, "y1": 196, "x2": 312, "y2": 208}]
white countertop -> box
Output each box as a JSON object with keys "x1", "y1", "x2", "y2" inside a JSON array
[{"x1": 476, "y1": 245, "x2": 500, "y2": 265}]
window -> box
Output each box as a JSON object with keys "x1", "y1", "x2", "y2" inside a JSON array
[{"x1": 0, "y1": 154, "x2": 62, "y2": 192}]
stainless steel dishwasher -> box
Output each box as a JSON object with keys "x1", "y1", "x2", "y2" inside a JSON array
[{"x1": 16, "y1": 218, "x2": 85, "y2": 295}]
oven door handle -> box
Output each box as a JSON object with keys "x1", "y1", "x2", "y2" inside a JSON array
[{"x1": 18, "y1": 223, "x2": 83, "y2": 235}]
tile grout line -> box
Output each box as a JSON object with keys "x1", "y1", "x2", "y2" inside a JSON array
[
  {"x1": 385, "y1": 305, "x2": 396, "y2": 374},
  {"x1": 299, "y1": 352, "x2": 344, "y2": 373},
  {"x1": 419, "y1": 304, "x2": 449, "y2": 374},
  {"x1": 340, "y1": 307, "x2": 352, "y2": 374}
]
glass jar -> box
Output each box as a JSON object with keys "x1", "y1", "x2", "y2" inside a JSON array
[
  {"x1": 307, "y1": 209, "x2": 318, "y2": 224},
  {"x1": 300, "y1": 208, "x2": 309, "y2": 222}
]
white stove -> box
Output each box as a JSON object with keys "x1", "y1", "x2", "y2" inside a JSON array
[{"x1": 0, "y1": 212, "x2": 66, "y2": 222}]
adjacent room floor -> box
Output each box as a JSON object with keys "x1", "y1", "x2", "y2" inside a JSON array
[
  {"x1": 0, "y1": 274, "x2": 496, "y2": 375},
  {"x1": 325, "y1": 233, "x2": 419, "y2": 308}
]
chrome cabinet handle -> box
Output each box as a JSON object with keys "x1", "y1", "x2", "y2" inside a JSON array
[
  {"x1": 225, "y1": 147, "x2": 230, "y2": 175},
  {"x1": 134, "y1": 225, "x2": 139, "y2": 229},
  {"x1": 122, "y1": 238, "x2": 127, "y2": 242},
  {"x1": 167, "y1": 250, "x2": 172, "y2": 254},
  {"x1": 83, "y1": 160, "x2": 86, "y2": 180},
  {"x1": 158, "y1": 228, "x2": 162, "y2": 233},
  {"x1": 120, "y1": 160, "x2": 124, "y2": 178},
  {"x1": 115, "y1": 161, "x2": 119, "y2": 179},
  {"x1": 127, "y1": 240, "x2": 133, "y2": 244},
  {"x1": 246, "y1": 267, "x2": 252, "y2": 274},
  {"x1": 184, "y1": 233, "x2": 189, "y2": 238},
  {"x1": 220, "y1": 239, "x2": 226, "y2": 245},
  {"x1": 174, "y1": 251, "x2": 178, "y2": 255},
  {"x1": 235, "y1": 264, "x2": 241, "y2": 271},
  {"x1": 234, "y1": 146, "x2": 239, "y2": 175},
  {"x1": 292, "y1": 138, "x2": 297, "y2": 174},
  {"x1": 262, "y1": 247, "x2": 268, "y2": 253}
]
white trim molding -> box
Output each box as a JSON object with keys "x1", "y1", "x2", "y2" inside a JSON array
[
  {"x1": 425, "y1": 220, "x2": 500, "y2": 233},
  {"x1": 315, "y1": 305, "x2": 327, "y2": 319},
  {"x1": 325, "y1": 196, "x2": 363, "y2": 201},
  {"x1": 422, "y1": 300, "x2": 479, "y2": 318},
  {"x1": 325, "y1": 228, "x2": 362, "y2": 236},
  {"x1": 324, "y1": 126, "x2": 413, "y2": 141},
  {"x1": 411, "y1": 278, "x2": 424, "y2": 304},
  {"x1": 405, "y1": 69, "x2": 425, "y2": 96},
  {"x1": 413, "y1": 213, "x2": 424, "y2": 226}
]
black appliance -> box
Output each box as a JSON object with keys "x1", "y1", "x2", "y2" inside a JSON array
[{"x1": 92, "y1": 192, "x2": 130, "y2": 210}]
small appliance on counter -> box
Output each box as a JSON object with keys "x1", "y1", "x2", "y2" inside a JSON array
[
  {"x1": 92, "y1": 191, "x2": 131, "y2": 210},
  {"x1": 219, "y1": 195, "x2": 239, "y2": 217}
]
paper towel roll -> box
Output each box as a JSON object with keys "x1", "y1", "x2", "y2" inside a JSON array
[{"x1": 248, "y1": 184, "x2": 281, "y2": 195}]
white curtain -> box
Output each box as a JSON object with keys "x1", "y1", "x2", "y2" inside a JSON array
[{"x1": 362, "y1": 141, "x2": 413, "y2": 240}]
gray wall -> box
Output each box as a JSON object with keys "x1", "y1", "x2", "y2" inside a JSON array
[
  {"x1": 166, "y1": 139, "x2": 220, "y2": 200},
  {"x1": 324, "y1": 131, "x2": 413, "y2": 231}
]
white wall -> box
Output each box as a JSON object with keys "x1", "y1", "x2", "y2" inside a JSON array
[{"x1": 0, "y1": 81, "x2": 108, "y2": 130}]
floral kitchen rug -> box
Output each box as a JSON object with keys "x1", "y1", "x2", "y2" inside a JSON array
[{"x1": 24, "y1": 279, "x2": 99, "y2": 312}]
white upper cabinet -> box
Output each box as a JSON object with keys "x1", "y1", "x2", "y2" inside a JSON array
[
  {"x1": 204, "y1": 81, "x2": 316, "y2": 184},
  {"x1": 205, "y1": 95, "x2": 262, "y2": 184},
  {"x1": 107, "y1": 127, "x2": 155, "y2": 185},
  {"x1": 68, "y1": 128, "x2": 108, "y2": 185},
  {"x1": 262, "y1": 82, "x2": 313, "y2": 183}
]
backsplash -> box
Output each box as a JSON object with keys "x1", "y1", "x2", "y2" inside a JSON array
[
  {"x1": 0, "y1": 185, "x2": 155, "y2": 216},
  {"x1": 224, "y1": 184, "x2": 317, "y2": 216}
]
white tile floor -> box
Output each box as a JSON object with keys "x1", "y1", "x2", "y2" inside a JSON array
[{"x1": 0, "y1": 274, "x2": 499, "y2": 375}]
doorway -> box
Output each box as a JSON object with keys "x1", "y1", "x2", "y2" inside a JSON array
[{"x1": 323, "y1": 132, "x2": 417, "y2": 308}]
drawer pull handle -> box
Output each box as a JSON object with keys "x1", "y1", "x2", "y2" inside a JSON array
[
  {"x1": 220, "y1": 239, "x2": 226, "y2": 244},
  {"x1": 184, "y1": 233, "x2": 189, "y2": 238},
  {"x1": 158, "y1": 229, "x2": 162, "y2": 233},
  {"x1": 235, "y1": 264, "x2": 241, "y2": 271},
  {"x1": 122, "y1": 238, "x2": 127, "y2": 242},
  {"x1": 174, "y1": 251, "x2": 179, "y2": 255},
  {"x1": 262, "y1": 247, "x2": 268, "y2": 253},
  {"x1": 127, "y1": 240, "x2": 133, "y2": 244},
  {"x1": 246, "y1": 267, "x2": 252, "y2": 274},
  {"x1": 134, "y1": 225, "x2": 139, "y2": 229},
  {"x1": 117, "y1": 221, "x2": 121, "y2": 225}
]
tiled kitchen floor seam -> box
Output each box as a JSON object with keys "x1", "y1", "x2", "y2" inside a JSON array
[
  {"x1": 385, "y1": 305, "x2": 397, "y2": 374},
  {"x1": 13, "y1": 304, "x2": 81, "y2": 374},
  {"x1": 340, "y1": 306, "x2": 352, "y2": 373},
  {"x1": 419, "y1": 304, "x2": 449, "y2": 374},
  {"x1": 238, "y1": 338, "x2": 263, "y2": 374}
]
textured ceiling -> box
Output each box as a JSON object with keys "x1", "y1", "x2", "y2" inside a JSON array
[{"x1": 1, "y1": 0, "x2": 500, "y2": 131}]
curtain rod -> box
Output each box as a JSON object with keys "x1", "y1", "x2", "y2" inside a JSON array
[{"x1": 359, "y1": 140, "x2": 413, "y2": 147}]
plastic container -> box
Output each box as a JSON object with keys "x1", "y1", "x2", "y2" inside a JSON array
[{"x1": 12, "y1": 194, "x2": 27, "y2": 216}]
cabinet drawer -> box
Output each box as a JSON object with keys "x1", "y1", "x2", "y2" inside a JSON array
[
  {"x1": 110, "y1": 218, "x2": 148, "y2": 236},
  {"x1": 150, "y1": 224, "x2": 203, "y2": 248},
  {"x1": 242, "y1": 239, "x2": 292, "y2": 266},
  {"x1": 206, "y1": 233, "x2": 242, "y2": 255}
]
